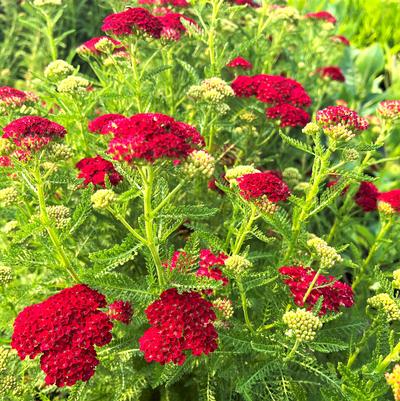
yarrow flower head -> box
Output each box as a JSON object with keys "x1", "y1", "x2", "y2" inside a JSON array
[
  {"x1": 331, "y1": 35, "x2": 350, "y2": 46},
  {"x1": 139, "y1": 288, "x2": 218, "y2": 365},
  {"x1": 225, "y1": 165, "x2": 260, "y2": 183},
  {"x1": 0, "y1": 266, "x2": 12, "y2": 286},
  {"x1": 355, "y1": 181, "x2": 379, "y2": 212},
  {"x1": 108, "y1": 300, "x2": 133, "y2": 325},
  {"x1": 224, "y1": 255, "x2": 252, "y2": 277},
  {"x1": 91, "y1": 189, "x2": 117, "y2": 210},
  {"x1": 226, "y1": 57, "x2": 253, "y2": 70},
  {"x1": 279, "y1": 266, "x2": 354, "y2": 314},
  {"x1": 302, "y1": 122, "x2": 320, "y2": 136},
  {"x1": 0, "y1": 187, "x2": 18, "y2": 207},
  {"x1": 282, "y1": 167, "x2": 302, "y2": 187},
  {"x1": 138, "y1": 0, "x2": 190, "y2": 6},
  {"x1": 46, "y1": 205, "x2": 71, "y2": 229},
  {"x1": 316, "y1": 106, "x2": 369, "y2": 141},
  {"x1": 377, "y1": 100, "x2": 400, "y2": 120},
  {"x1": 0, "y1": 86, "x2": 38, "y2": 113},
  {"x1": 283, "y1": 309, "x2": 322, "y2": 341},
  {"x1": 107, "y1": 113, "x2": 204, "y2": 163},
  {"x1": 378, "y1": 190, "x2": 400, "y2": 214},
  {"x1": 101, "y1": 7, "x2": 163, "y2": 38},
  {"x1": 213, "y1": 298, "x2": 234, "y2": 320},
  {"x1": 157, "y1": 12, "x2": 196, "y2": 41},
  {"x1": 181, "y1": 150, "x2": 215, "y2": 178},
  {"x1": 266, "y1": 104, "x2": 310, "y2": 127},
  {"x1": 305, "y1": 11, "x2": 337, "y2": 24},
  {"x1": 307, "y1": 234, "x2": 343, "y2": 268},
  {"x1": 11, "y1": 285, "x2": 114, "y2": 387},
  {"x1": 57, "y1": 76, "x2": 90, "y2": 94},
  {"x1": 2, "y1": 116, "x2": 66, "y2": 152},
  {"x1": 88, "y1": 114, "x2": 126, "y2": 135},
  {"x1": 393, "y1": 269, "x2": 400, "y2": 289},
  {"x1": 44, "y1": 60, "x2": 74, "y2": 81},
  {"x1": 77, "y1": 37, "x2": 125, "y2": 56},
  {"x1": 368, "y1": 293, "x2": 400, "y2": 321},
  {"x1": 76, "y1": 156, "x2": 123, "y2": 187},
  {"x1": 317, "y1": 66, "x2": 345, "y2": 82},
  {"x1": 386, "y1": 364, "x2": 400, "y2": 401}
]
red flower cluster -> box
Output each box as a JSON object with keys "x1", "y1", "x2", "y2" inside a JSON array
[
  {"x1": 0, "y1": 86, "x2": 38, "y2": 109},
  {"x1": 108, "y1": 300, "x2": 133, "y2": 325},
  {"x1": 76, "y1": 155, "x2": 123, "y2": 187},
  {"x1": 355, "y1": 181, "x2": 379, "y2": 212},
  {"x1": 107, "y1": 113, "x2": 204, "y2": 163},
  {"x1": 158, "y1": 12, "x2": 196, "y2": 41},
  {"x1": 279, "y1": 266, "x2": 354, "y2": 314},
  {"x1": 378, "y1": 190, "x2": 400, "y2": 212},
  {"x1": 331, "y1": 35, "x2": 350, "y2": 46},
  {"x1": 77, "y1": 36, "x2": 125, "y2": 55},
  {"x1": 11, "y1": 285, "x2": 113, "y2": 387},
  {"x1": 317, "y1": 66, "x2": 345, "y2": 82},
  {"x1": 266, "y1": 104, "x2": 311, "y2": 127},
  {"x1": 316, "y1": 106, "x2": 369, "y2": 132},
  {"x1": 88, "y1": 113, "x2": 126, "y2": 135},
  {"x1": 226, "y1": 57, "x2": 253, "y2": 70},
  {"x1": 138, "y1": 0, "x2": 189, "y2": 6},
  {"x1": 377, "y1": 100, "x2": 400, "y2": 119},
  {"x1": 305, "y1": 11, "x2": 337, "y2": 24},
  {"x1": 231, "y1": 74, "x2": 311, "y2": 127},
  {"x1": 2, "y1": 116, "x2": 66, "y2": 152},
  {"x1": 165, "y1": 249, "x2": 228, "y2": 286},
  {"x1": 237, "y1": 172, "x2": 290, "y2": 202},
  {"x1": 230, "y1": 0, "x2": 260, "y2": 7},
  {"x1": 139, "y1": 288, "x2": 218, "y2": 365},
  {"x1": 102, "y1": 7, "x2": 163, "y2": 38}
]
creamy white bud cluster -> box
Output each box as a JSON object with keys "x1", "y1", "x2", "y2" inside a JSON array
[
  {"x1": 182, "y1": 150, "x2": 215, "y2": 178},
  {"x1": 214, "y1": 298, "x2": 234, "y2": 320},
  {"x1": 307, "y1": 234, "x2": 342, "y2": 268},
  {"x1": 33, "y1": 0, "x2": 62, "y2": 5},
  {"x1": 91, "y1": 189, "x2": 117, "y2": 210},
  {"x1": 224, "y1": 255, "x2": 252, "y2": 277},
  {"x1": 47, "y1": 143, "x2": 73, "y2": 161},
  {"x1": 46, "y1": 206, "x2": 71, "y2": 229},
  {"x1": 393, "y1": 269, "x2": 400, "y2": 289},
  {"x1": 254, "y1": 196, "x2": 279, "y2": 214},
  {"x1": 282, "y1": 167, "x2": 302, "y2": 187},
  {"x1": 57, "y1": 76, "x2": 90, "y2": 94},
  {"x1": 0, "y1": 375, "x2": 16, "y2": 396},
  {"x1": 302, "y1": 122, "x2": 320, "y2": 136},
  {"x1": 368, "y1": 293, "x2": 400, "y2": 321},
  {"x1": 342, "y1": 148, "x2": 359, "y2": 162},
  {"x1": 0, "y1": 187, "x2": 19, "y2": 207},
  {"x1": 269, "y1": 6, "x2": 300, "y2": 22},
  {"x1": 44, "y1": 60, "x2": 74, "y2": 81},
  {"x1": 0, "y1": 266, "x2": 12, "y2": 285},
  {"x1": 0, "y1": 347, "x2": 9, "y2": 372},
  {"x1": 225, "y1": 165, "x2": 260, "y2": 184},
  {"x1": 283, "y1": 309, "x2": 322, "y2": 341}
]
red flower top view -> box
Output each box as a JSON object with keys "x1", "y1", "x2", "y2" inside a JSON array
[
  {"x1": 305, "y1": 11, "x2": 337, "y2": 24},
  {"x1": 0, "y1": 86, "x2": 38, "y2": 108},
  {"x1": 279, "y1": 266, "x2": 354, "y2": 314},
  {"x1": 227, "y1": 57, "x2": 253, "y2": 70},
  {"x1": 317, "y1": 66, "x2": 345, "y2": 82},
  {"x1": 78, "y1": 36, "x2": 125, "y2": 55},
  {"x1": 266, "y1": 104, "x2": 310, "y2": 128},
  {"x1": 378, "y1": 190, "x2": 400, "y2": 212},
  {"x1": 2, "y1": 116, "x2": 66, "y2": 151},
  {"x1": 316, "y1": 106, "x2": 369, "y2": 132},
  {"x1": 108, "y1": 113, "x2": 204, "y2": 163},
  {"x1": 139, "y1": 288, "x2": 218, "y2": 365},
  {"x1": 237, "y1": 172, "x2": 290, "y2": 202},
  {"x1": 108, "y1": 300, "x2": 133, "y2": 325},
  {"x1": 138, "y1": 0, "x2": 189, "y2": 6},
  {"x1": 76, "y1": 155, "x2": 123, "y2": 187},
  {"x1": 355, "y1": 181, "x2": 379, "y2": 212},
  {"x1": 158, "y1": 12, "x2": 196, "y2": 41},
  {"x1": 88, "y1": 113, "x2": 126, "y2": 135},
  {"x1": 101, "y1": 7, "x2": 163, "y2": 38},
  {"x1": 11, "y1": 284, "x2": 113, "y2": 387},
  {"x1": 377, "y1": 100, "x2": 400, "y2": 119}
]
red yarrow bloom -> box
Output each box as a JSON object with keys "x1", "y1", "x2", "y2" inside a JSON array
[
  {"x1": 0, "y1": 86, "x2": 38, "y2": 110},
  {"x1": 157, "y1": 12, "x2": 196, "y2": 41},
  {"x1": 108, "y1": 113, "x2": 204, "y2": 163},
  {"x1": 355, "y1": 181, "x2": 379, "y2": 212},
  {"x1": 2, "y1": 116, "x2": 66, "y2": 152},
  {"x1": 305, "y1": 11, "x2": 337, "y2": 24},
  {"x1": 378, "y1": 190, "x2": 400, "y2": 212},
  {"x1": 76, "y1": 155, "x2": 123, "y2": 187},
  {"x1": 230, "y1": 0, "x2": 260, "y2": 7},
  {"x1": 101, "y1": 7, "x2": 163, "y2": 38},
  {"x1": 227, "y1": 57, "x2": 253, "y2": 70},
  {"x1": 77, "y1": 36, "x2": 125, "y2": 55},
  {"x1": 139, "y1": 288, "x2": 218, "y2": 365},
  {"x1": 331, "y1": 35, "x2": 350, "y2": 46},
  {"x1": 108, "y1": 300, "x2": 133, "y2": 325},
  {"x1": 88, "y1": 113, "x2": 126, "y2": 135},
  {"x1": 317, "y1": 66, "x2": 345, "y2": 82},
  {"x1": 279, "y1": 266, "x2": 354, "y2": 314},
  {"x1": 138, "y1": 0, "x2": 189, "y2": 6},
  {"x1": 266, "y1": 104, "x2": 310, "y2": 127},
  {"x1": 377, "y1": 100, "x2": 400, "y2": 120},
  {"x1": 11, "y1": 284, "x2": 113, "y2": 387},
  {"x1": 237, "y1": 172, "x2": 290, "y2": 202}
]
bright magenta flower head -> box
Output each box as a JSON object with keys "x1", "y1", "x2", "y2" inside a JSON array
[
  {"x1": 266, "y1": 104, "x2": 310, "y2": 127},
  {"x1": 88, "y1": 113, "x2": 126, "y2": 135},
  {"x1": 226, "y1": 57, "x2": 253, "y2": 70},
  {"x1": 108, "y1": 300, "x2": 133, "y2": 325},
  {"x1": 378, "y1": 190, "x2": 400, "y2": 213},
  {"x1": 157, "y1": 12, "x2": 196, "y2": 41},
  {"x1": 101, "y1": 7, "x2": 163, "y2": 38},
  {"x1": 305, "y1": 11, "x2": 337, "y2": 24},
  {"x1": 355, "y1": 181, "x2": 379, "y2": 212},
  {"x1": 0, "y1": 86, "x2": 38, "y2": 111},
  {"x1": 377, "y1": 100, "x2": 400, "y2": 120},
  {"x1": 138, "y1": 0, "x2": 189, "y2": 6},
  {"x1": 107, "y1": 113, "x2": 204, "y2": 163},
  {"x1": 2, "y1": 116, "x2": 66, "y2": 152},
  {"x1": 316, "y1": 106, "x2": 368, "y2": 141},
  {"x1": 317, "y1": 66, "x2": 345, "y2": 82}
]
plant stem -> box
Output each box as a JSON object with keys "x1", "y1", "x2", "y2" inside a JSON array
[
  {"x1": 375, "y1": 341, "x2": 400, "y2": 374},
  {"x1": 108, "y1": 208, "x2": 147, "y2": 245},
  {"x1": 285, "y1": 339, "x2": 300, "y2": 361},
  {"x1": 129, "y1": 41, "x2": 142, "y2": 113},
  {"x1": 302, "y1": 267, "x2": 322, "y2": 304},
  {"x1": 232, "y1": 204, "x2": 257, "y2": 254},
  {"x1": 237, "y1": 278, "x2": 254, "y2": 333}
]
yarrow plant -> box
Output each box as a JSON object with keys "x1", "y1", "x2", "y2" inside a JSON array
[{"x1": 2, "y1": 1, "x2": 400, "y2": 401}]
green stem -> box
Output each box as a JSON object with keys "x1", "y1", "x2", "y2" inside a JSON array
[
  {"x1": 152, "y1": 181, "x2": 184, "y2": 216},
  {"x1": 44, "y1": 12, "x2": 57, "y2": 61},
  {"x1": 302, "y1": 268, "x2": 322, "y2": 304},
  {"x1": 129, "y1": 41, "x2": 142, "y2": 113},
  {"x1": 237, "y1": 279, "x2": 254, "y2": 333},
  {"x1": 285, "y1": 339, "x2": 300, "y2": 361},
  {"x1": 108, "y1": 208, "x2": 147, "y2": 245},
  {"x1": 375, "y1": 341, "x2": 400, "y2": 374},
  {"x1": 232, "y1": 204, "x2": 257, "y2": 254}
]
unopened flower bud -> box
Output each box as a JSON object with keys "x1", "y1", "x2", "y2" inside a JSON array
[
  {"x1": 302, "y1": 122, "x2": 320, "y2": 136},
  {"x1": 0, "y1": 347, "x2": 9, "y2": 372},
  {"x1": 394, "y1": 269, "x2": 400, "y2": 289},
  {"x1": 46, "y1": 205, "x2": 71, "y2": 229},
  {"x1": 0, "y1": 266, "x2": 12, "y2": 285},
  {"x1": 182, "y1": 150, "x2": 215, "y2": 178},
  {"x1": 47, "y1": 143, "x2": 73, "y2": 160},
  {"x1": 0, "y1": 187, "x2": 18, "y2": 207},
  {"x1": 282, "y1": 167, "x2": 302, "y2": 187},
  {"x1": 378, "y1": 201, "x2": 396, "y2": 216},
  {"x1": 386, "y1": 364, "x2": 400, "y2": 401},
  {"x1": 57, "y1": 76, "x2": 89, "y2": 94},
  {"x1": 307, "y1": 234, "x2": 342, "y2": 268},
  {"x1": 239, "y1": 111, "x2": 257, "y2": 122},
  {"x1": 224, "y1": 255, "x2": 252, "y2": 277},
  {"x1": 214, "y1": 298, "x2": 234, "y2": 320},
  {"x1": 368, "y1": 293, "x2": 400, "y2": 321},
  {"x1": 254, "y1": 195, "x2": 279, "y2": 214},
  {"x1": 94, "y1": 37, "x2": 117, "y2": 54},
  {"x1": 188, "y1": 78, "x2": 234, "y2": 106},
  {"x1": 283, "y1": 309, "x2": 322, "y2": 341},
  {"x1": 225, "y1": 165, "x2": 260, "y2": 183},
  {"x1": 44, "y1": 60, "x2": 74, "y2": 81},
  {"x1": 0, "y1": 375, "x2": 16, "y2": 395},
  {"x1": 377, "y1": 100, "x2": 400, "y2": 120},
  {"x1": 342, "y1": 148, "x2": 359, "y2": 161},
  {"x1": 91, "y1": 189, "x2": 116, "y2": 209},
  {"x1": 294, "y1": 182, "x2": 311, "y2": 193}
]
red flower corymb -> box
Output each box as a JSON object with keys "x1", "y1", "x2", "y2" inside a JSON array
[
  {"x1": 317, "y1": 66, "x2": 345, "y2": 82},
  {"x1": 227, "y1": 57, "x2": 253, "y2": 70},
  {"x1": 266, "y1": 104, "x2": 310, "y2": 127},
  {"x1": 305, "y1": 11, "x2": 337, "y2": 24},
  {"x1": 88, "y1": 113, "x2": 126, "y2": 135}
]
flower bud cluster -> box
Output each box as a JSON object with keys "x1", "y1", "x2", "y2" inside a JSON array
[
  {"x1": 283, "y1": 309, "x2": 322, "y2": 341},
  {"x1": 0, "y1": 266, "x2": 12, "y2": 285},
  {"x1": 34, "y1": 0, "x2": 62, "y2": 5},
  {"x1": 47, "y1": 143, "x2": 73, "y2": 161},
  {"x1": 386, "y1": 364, "x2": 400, "y2": 401},
  {"x1": 254, "y1": 195, "x2": 279, "y2": 214},
  {"x1": 44, "y1": 60, "x2": 74, "y2": 81},
  {"x1": 182, "y1": 150, "x2": 215, "y2": 178},
  {"x1": 0, "y1": 187, "x2": 19, "y2": 207},
  {"x1": 0, "y1": 375, "x2": 16, "y2": 396},
  {"x1": 225, "y1": 165, "x2": 260, "y2": 184},
  {"x1": 377, "y1": 100, "x2": 400, "y2": 120},
  {"x1": 57, "y1": 76, "x2": 90, "y2": 94},
  {"x1": 91, "y1": 189, "x2": 117, "y2": 209},
  {"x1": 368, "y1": 293, "x2": 400, "y2": 321},
  {"x1": 269, "y1": 6, "x2": 300, "y2": 22},
  {"x1": 46, "y1": 205, "x2": 71, "y2": 229},
  {"x1": 393, "y1": 269, "x2": 400, "y2": 289},
  {"x1": 307, "y1": 235, "x2": 342, "y2": 268},
  {"x1": 282, "y1": 167, "x2": 301, "y2": 187},
  {"x1": 302, "y1": 122, "x2": 320, "y2": 136},
  {"x1": 342, "y1": 148, "x2": 359, "y2": 162},
  {"x1": 213, "y1": 298, "x2": 234, "y2": 320},
  {"x1": 0, "y1": 347, "x2": 9, "y2": 371},
  {"x1": 224, "y1": 255, "x2": 252, "y2": 277}
]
